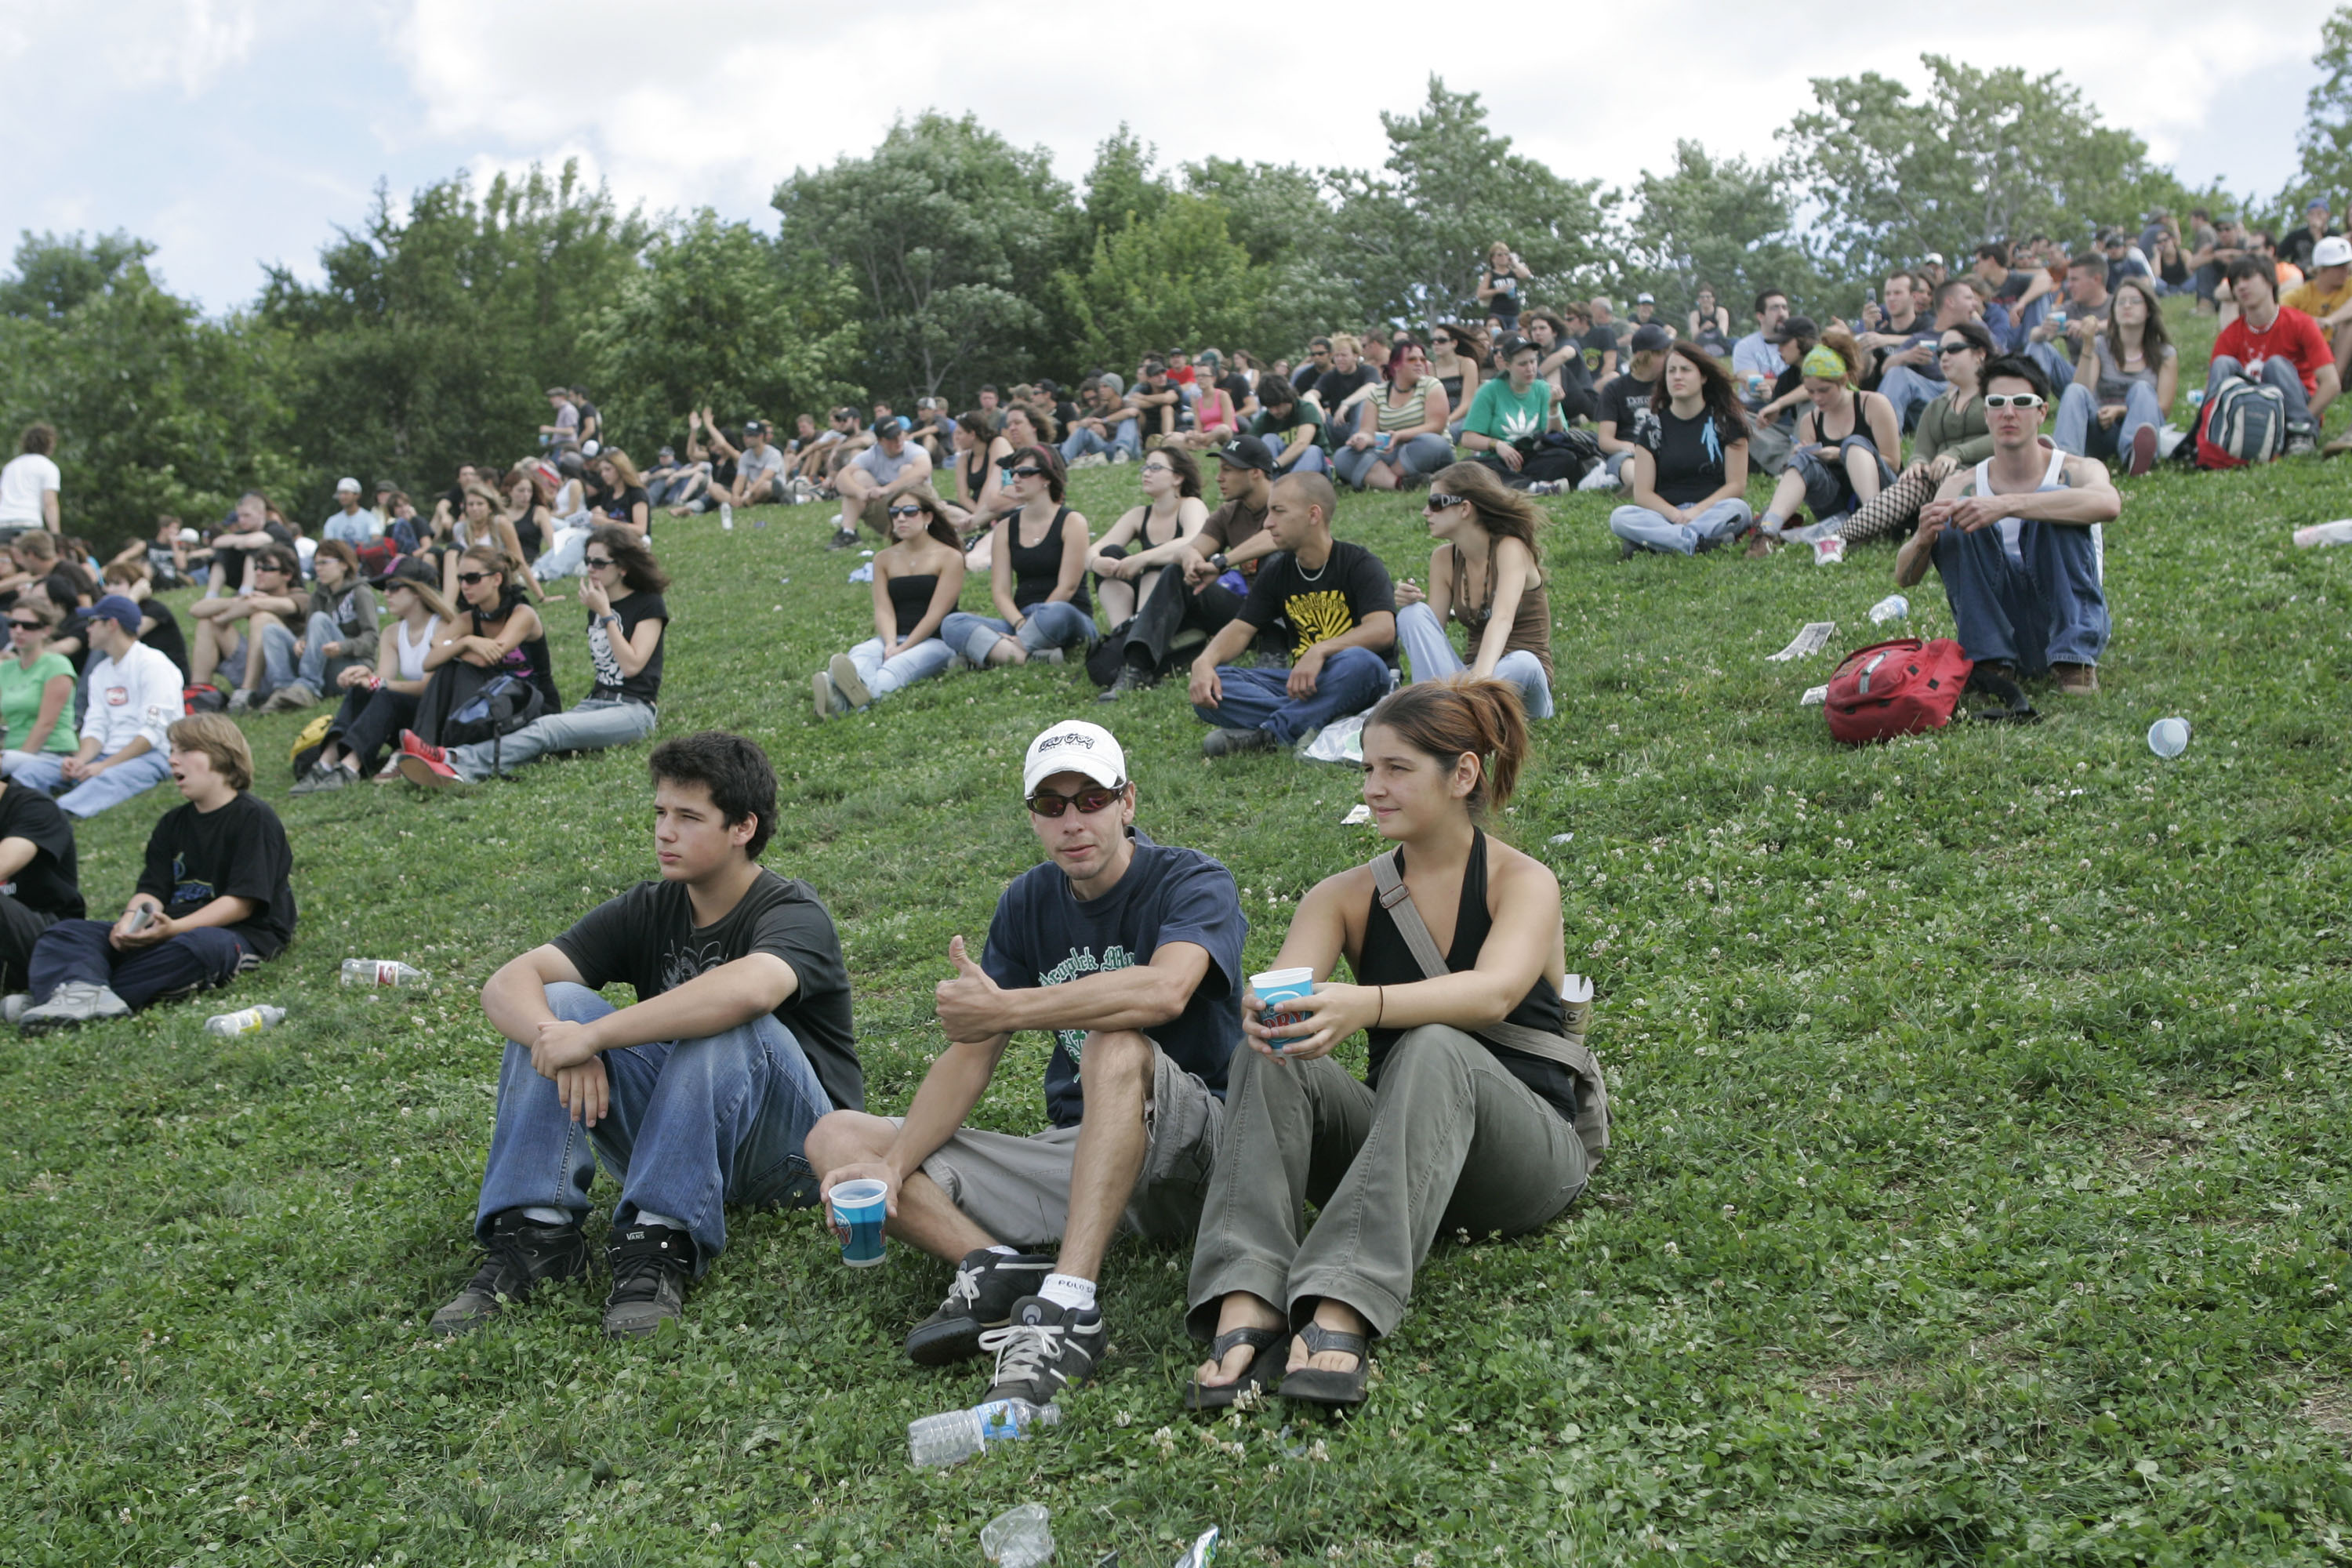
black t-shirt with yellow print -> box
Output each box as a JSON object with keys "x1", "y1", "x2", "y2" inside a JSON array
[{"x1": 1233, "y1": 540, "x2": 1397, "y2": 669}]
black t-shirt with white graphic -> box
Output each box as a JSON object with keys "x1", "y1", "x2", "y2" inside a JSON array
[
  {"x1": 588, "y1": 590, "x2": 666, "y2": 706},
  {"x1": 1639, "y1": 405, "x2": 1740, "y2": 507},
  {"x1": 1597, "y1": 374, "x2": 1659, "y2": 445},
  {"x1": 0, "y1": 782, "x2": 82, "y2": 920},
  {"x1": 1234, "y1": 539, "x2": 1397, "y2": 667},
  {"x1": 553, "y1": 870, "x2": 861, "y2": 1114},
  {"x1": 136, "y1": 791, "x2": 296, "y2": 958}
]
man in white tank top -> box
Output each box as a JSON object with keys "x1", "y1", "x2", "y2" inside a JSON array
[{"x1": 1894, "y1": 356, "x2": 2120, "y2": 695}]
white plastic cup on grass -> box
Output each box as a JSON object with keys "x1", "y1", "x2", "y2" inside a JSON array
[
  {"x1": 1250, "y1": 967, "x2": 1316, "y2": 1051},
  {"x1": 2147, "y1": 717, "x2": 2191, "y2": 760},
  {"x1": 829, "y1": 1178, "x2": 889, "y2": 1267}
]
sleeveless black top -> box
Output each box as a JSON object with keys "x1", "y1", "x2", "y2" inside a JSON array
[
  {"x1": 1357, "y1": 829, "x2": 1575, "y2": 1120},
  {"x1": 1008, "y1": 506, "x2": 1091, "y2": 615},
  {"x1": 962, "y1": 449, "x2": 990, "y2": 507},
  {"x1": 887, "y1": 573, "x2": 940, "y2": 639},
  {"x1": 475, "y1": 589, "x2": 561, "y2": 713},
  {"x1": 512, "y1": 507, "x2": 546, "y2": 563}
]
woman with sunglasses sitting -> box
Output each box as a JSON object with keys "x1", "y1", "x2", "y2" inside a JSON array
[
  {"x1": 940, "y1": 446, "x2": 1098, "y2": 670},
  {"x1": 397, "y1": 545, "x2": 559, "y2": 761},
  {"x1": 399, "y1": 527, "x2": 666, "y2": 787},
  {"x1": 1086, "y1": 445, "x2": 1207, "y2": 635},
  {"x1": 291, "y1": 558, "x2": 456, "y2": 793},
  {"x1": 1184, "y1": 678, "x2": 1592, "y2": 1410},
  {"x1": 0, "y1": 599, "x2": 76, "y2": 778},
  {"x1": 811, "y1": 492, "x2": 966, "y2": 718},
  {"x1": 1394, "y1": 464, "x2": 1554, "y2": 718},
  {"x1": 1831, "y1": 320, "x2": 1997, "y2": 550}
]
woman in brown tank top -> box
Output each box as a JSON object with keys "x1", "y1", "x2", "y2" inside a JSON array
[{"x1": 1392, "y1": 461, "x2": 1554, "y2": 718}]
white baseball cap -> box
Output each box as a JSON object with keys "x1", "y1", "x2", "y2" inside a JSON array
[
  {"x1": 2316, "y1": 235, "x2": 2352, "y2": 268},
  {"x1": 336, "y1": 476, "x2": 361, "y2": 492},
  {"x1": 1022, "y1": 720, "x2": 1127, "y2": 797}
]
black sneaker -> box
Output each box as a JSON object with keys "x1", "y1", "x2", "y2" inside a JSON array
[
  {"x1": 429, "y1": 1210, "x2": 590, "y2": 1336},
  {"x1": 978, "y1": 1295, "x2": 1108, "y2": 1405},
  {"x1": 602, "y1": 1221, "x2": 695, "y2": 1339},
  {"x1": 826, "y1": 528, "x2": 861, "y2": 550},
  {"x1": 1201, "y1": 727, "x2": 1279, "y2": 758},
  {"x1": 1096, "y1": 664, "x2": 1156, "y2": 702},
  {"x1": 906, "y1": 1248, "x2": 1056, "y2": 1366}
]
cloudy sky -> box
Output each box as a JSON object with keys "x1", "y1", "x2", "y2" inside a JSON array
[{"x1": 1, "y1": 0, "x2": 2338, "y2": 314}]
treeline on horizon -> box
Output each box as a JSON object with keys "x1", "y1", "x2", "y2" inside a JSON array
[{"x1": 12, "y1": 32, "x2": 2352, "y2": 551}]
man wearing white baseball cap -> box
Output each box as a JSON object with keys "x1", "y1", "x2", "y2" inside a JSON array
[
  {"x1": 320, "y1": 477, "x2": 381, "y2": 547},
  {"x1": 809, "y1": 718, "x2": 1245, "y2": 1411},
  {"x1": 2285, "y1": 234, "x2": 2352, "y2": 394}
]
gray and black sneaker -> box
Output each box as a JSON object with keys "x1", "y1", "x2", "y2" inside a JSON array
[
  {"x1": 979, "y1": 1296, "x2": 1108, "y2": 1406},
  {"x1": 826, "y1": 528, "x2": 861, "y2": 551},
  {"x1": 429, "y1": 1210, "x2": 590, "y2": 1336},
  {"x1": 2288, "y1": 422, "x2": 2318, "y2": 457},
  {"x1": 1202, "y1": 727, "x2": 1279, "y2": 758},
  {"x1": 1096, "y1": 664, "x2": 1156, "y2": 702},
  {"x1": 602, "y1": 1221, "x2": 695, "y2": 1339},
  {"x1": 906, "y1": 1248, "x2": 1055, "y2": 1366},
  {"x1": 19, "y1": 981, "x2": 131, "y2": 1035}
]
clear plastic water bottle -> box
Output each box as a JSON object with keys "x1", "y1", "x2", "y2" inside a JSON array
[
  {"x1": 341, "y1": 959, "x2": 430, "y2": 989},
  {"x1": 720, "y1": 502, "x2": 734, "y2": 531},
  {"x1": 1868, "y1": 593, "x2": 1910, "y2": 624},
  {"x1": 2293, "y1": 519, "x2": 2352, "y2": 548},
  {"x1": 906, "y1": 1398, "x2": 1059, "y2": 1468},
  {"x1": 2186, "y1": 387, "x2": 2205, "y2": 410},
  {"x1": 205, "y1": 1004, "x2": 285, "y2": 1037},
  {"x1": 980, "y1": 1502, "x2": 1054, "y2": 1567}
]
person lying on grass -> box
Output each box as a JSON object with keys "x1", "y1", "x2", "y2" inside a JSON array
[
  {"x1": 17, "y1": 713, "x2": 292, "y2": 1034},
  {"x1": 808, "y1": 719, "x2": 1243, "y2": 1412},
  {"x1": 434, "y1": 731, "x2": 859, "y2": 1341},
  {"x1": 1185, "y1": 678, "x2": 1591, "y2": 1410}
]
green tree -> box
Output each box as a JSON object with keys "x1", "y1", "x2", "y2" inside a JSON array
[
  {"x1": 1779, "y1": 56, "x2": 2168, "y2": 277},
  {"x1": 1621, "y1": 140, "x2": 1824, "y2": 325},
  {"x1": 0, "y1": 230, "x2": 159, "y2": 322},
  {"x1": 772, "y1": 114, "x2": 1073, "y2": 402},
  {"x1": 260, "y1": 161, "x2": 649, "y2": 493},
  {"x1": 1327, "y1": 78, "x2": 1606, "y2": 328},
  {"x1": 1181, "y1": 158, "x2": 1364, "y2": 356},
  {"x1": 2289, "y1": 5, "x2": 2352, "y2": 217},
  {"x1": 1055, "y1": 194, "x2": 1269, "y2": 375},
  {"x1": 584, "y1": 211, "x2": 862, "y2": 455}
]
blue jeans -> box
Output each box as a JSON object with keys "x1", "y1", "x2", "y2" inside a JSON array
[
  {"x1": 446, "y1": 697, "x2": 656, "y2": 782},
  {"x1": 1876, "y1": 364, "x2": 1945, "y2": 430},
  {"x1": 1608, "y1": 498, "x2": 1755, "y2": 557},
  {"x1": 474, "y1": 982, "x2": 833, "y2": 1272},
  {"x1": 2207, "y1": 354, "x2": 2311, "y2": 429},
  {"x1": 536, "y1": 527, "x2": 591, "y2": 582},
  {"x1": 2026, "y1": 342, "x2": 2076, "y2": 396},
  {"x1": 1791, "y1": 436, "x2": 1896, "y2": 519},
  {"x1": 1060, "y1": 425, "x2": 1141, "y2": 463},
  {"x1": 845, "y1": 635, "x2": 956, "y2": 703},
  {"x1": 28, "y1": 918, "x2": 254, "y2": 1010},
  {"x1": 942, "y1": 601, "x2": 1099, "y2": 666},
  {"x1": 8, "y1": 747, "x2": 172, "y2": 818},
  {"x1": 1332, "y1": 434, "x2": 1453, "y2": 488},
  {"x1": 1192, "y1": 647, "x2": 1394, "y2": 745},
  {"x1": 1274, "y1": 444, "x2": 1328, "y2": 475},
  {"x1": 1395, "y1": 601, "x2": 1554, "y2": 718},
  {"x1": 2054, "y1": 381, "x2": 2163, "y2": 461},
  {"x1": 253, "y1": 619, "x2": 300, "y2": 695},
  {"x1": 1931, "y1": 517, "x2": 2108, "y2": 676}
]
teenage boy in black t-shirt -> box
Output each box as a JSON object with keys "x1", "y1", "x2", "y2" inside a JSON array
[
  {"x1": 18, "y1": 715, "x2": 293, "y2": 1034},
  {"x1": 0, "y1": 775, "x2": 82, "y2": 999},
  {"x1": 1187, "y1": 470, "x2": 1396, "y2": 757},
  {"x1": 808, "y1": 719, "x2": 1245, "y2": 1410},
  {"x1": 434, "y1": 731, "x2": 858, "y2": 1341}
]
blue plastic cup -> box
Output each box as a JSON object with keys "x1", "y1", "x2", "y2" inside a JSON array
[
  {"x1": 829, "y1": 1178, "x2": 889, "y2": 1267},
  {"x1": 1250, "y1": 967, "x2": 1316, "y2": 1050}
]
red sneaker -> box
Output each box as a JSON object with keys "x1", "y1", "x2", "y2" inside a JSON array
[
  {"x1": 397, "y1": 748, "x2": 467, "y2": 790},
  {"x1": 2128, "y1": 423, "x2": 2158, "y2": 478},
  {"x1": 397, "y1": 730, "x2": 448, "y2": 766}
]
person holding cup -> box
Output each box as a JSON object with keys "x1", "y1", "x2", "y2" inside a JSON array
[
  {"x1": 807, "y1": 719, "x2": 1244, "y2": 1413},
  {"x1": 1183, "y1": 678, "x2": 1602, "y2": 1410}
]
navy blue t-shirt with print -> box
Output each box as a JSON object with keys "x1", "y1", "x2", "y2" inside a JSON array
[{"x1": 981, "y1": 829, "x2": 1246, "y2": 1128}]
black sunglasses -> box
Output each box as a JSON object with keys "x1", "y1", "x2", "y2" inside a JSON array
[
  {"x1": 583, "y1": 556, "x2": 616, "y2": 569},
  {"x1": 8, "y1": 619, "x2": 44, "y2": 631},
  {"x1": 887, "y1": 504, "x2": 925, "y2": 517},
  {"x1": 1025, "y1": 781, "x2": 1127, "y2": 818},
  {"x1": 1424, "y1": 492, "x2": 1465, "y2": 511},
  {"x1": 1937, "y1": 340, "x2": 1972, "y2": 354},
  {"x1": 1000, "y1": 466, "x2": 1046, "y2": 481},
  {"x1": 456, "y1": 570, "x2": 498, "y2": 586}
]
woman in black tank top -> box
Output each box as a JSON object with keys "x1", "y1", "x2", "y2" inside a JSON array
[
  {"x1": 811, "y1": 490, "x2": 967, "y2": 717},
  {"x1": 1184, "y1": 679, "x2": 1592, "y2": 1411},
  {"x1": 939, "y1": 444, "x2": 1100, "y2": 670},
  {"x1": 1085, "y1": 444, "x2": 1208, "y2": 628}
]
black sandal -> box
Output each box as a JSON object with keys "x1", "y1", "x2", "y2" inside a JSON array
[
  {"x1": 1183, "y1": 1325, "x2": 1286, "y2": 1410},
  {"x1": 1277, "y1": 1322, "x2": 1370, "y2": 1408}
]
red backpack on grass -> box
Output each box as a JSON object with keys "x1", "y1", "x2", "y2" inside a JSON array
[{"x1": 1824, "y1": 637, "x2": 1974, "y2": 744}]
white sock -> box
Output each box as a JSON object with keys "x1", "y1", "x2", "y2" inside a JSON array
[
  {"x1": 1039, "y1": 1272, "x2": 1097, "y2": 1312},
  {"x1": 633, "y1": 1210, "x2": 689, "y2": 1232},
  {"x1": 986, "y1": 1244, "x2": 1020, "y2": 1257},
  {"x1": 519, "y1": 1206, "x2": 570, "y2": 1226}
]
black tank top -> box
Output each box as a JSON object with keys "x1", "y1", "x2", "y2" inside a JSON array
[
  {"x1": 1008, "y1": 506, "x2": 1091, "y2": 615},
  {"x1": 513, "y1": 508, "x2": 545, "y2": 563},
  {"x1": 1356, "y1": 830, "x2": 1576, "y2": 1120},
  {"x1": 963, "y1": 450, "x2": 989, "y2": 506},
  {"x1": 887, "y1": 573, "x2": 939, "y2": 639},
  {"x1": 476, "y1": 591, "x2": 560, "y2": 713}
]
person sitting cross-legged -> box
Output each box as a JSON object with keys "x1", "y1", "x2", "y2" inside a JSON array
[
  {"x1": 431, "y1": 731, "x2": 860, "y2": 1339},
  {"x1": 1184, "y1": 679, "x2": 1593, "y2": 1410},
  {"x1": 2207, "y1": 253, "x2": 2338, "y2": 457},
  {"x1": 1895, "y1": 355, "x2": 2121, "y2": 697},
  {"x1": 806, "y1": 719, "x2": 1242, "y2": 1408},
  {"x1": 18, "y1": 715, "x2": 292, "y2": 1034},
  {"x1": 1606, "y1": 343, "x2": 1755, "y2": 557},
  {"x1": 1187, "y1": 472, "x2": 1397, "y2": 759},
  {"x1": 9, "y1": 594, "x2": 178, "y2": 818}
]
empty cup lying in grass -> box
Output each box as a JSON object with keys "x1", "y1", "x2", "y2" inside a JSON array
[
  {"x1": 829, "y1": 1178, "x2": 889, "y2": 1267},
  {"x1": 2147, "y1": 717, "x2": 2191, "y2": 759},
  {"x1": 1250, "y1": 967, "x2": 1316, "y2": 1051}
]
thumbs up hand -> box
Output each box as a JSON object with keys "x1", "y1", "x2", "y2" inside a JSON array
[{"x1": 935, "y1": 935, "x2": 1007, "y2": 1042}]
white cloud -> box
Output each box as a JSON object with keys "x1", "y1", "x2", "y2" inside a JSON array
[{"x1": 103, "y1": 0, "x2": 263, "y2": 96}]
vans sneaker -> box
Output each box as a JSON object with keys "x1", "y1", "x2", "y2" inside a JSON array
[
  {"x1": 430, "y1": 1210, "x2": 590, "y2": 1336},
  {"x1": 978, "y1": 1296, "x2": 1108, "y2": 1405},
  {"x1": 602, "y1": 1222, "x2": 695, "y2": 1339},
  {"x1": 906, "y1": 1248, "x2": 1056, "y2": 1366}
]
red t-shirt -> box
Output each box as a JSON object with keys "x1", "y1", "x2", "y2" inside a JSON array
[{"x1": 2214, "y1": 307, "x2": 2332, "y2": 394}]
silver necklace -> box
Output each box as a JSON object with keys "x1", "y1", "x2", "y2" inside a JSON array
[{"x1": 1294, "y1": 549, "x2": 1330, "y2": 583}]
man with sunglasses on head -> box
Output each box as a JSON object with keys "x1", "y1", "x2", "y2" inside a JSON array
[
  {"x1": 808, "y1": 720, "x2": 1242, "y2": 1412},
  {"x1": 829, "y1": 417, "x2": 935, "y2": 550},
  {"x1": 1896, "y1": 356, "x2": 2120, "y2": 698}
]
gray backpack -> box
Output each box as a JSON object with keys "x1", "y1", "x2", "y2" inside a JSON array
[
  {"x1": 2198, "y1": 374, "x2": 2285, "y2": 467},
  {"x1": 1369, "y1": 853, "x2": 1612, "y2": 1168}
]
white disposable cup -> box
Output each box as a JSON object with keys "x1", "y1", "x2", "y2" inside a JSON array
[
  {"x1": 2147, "y1": 717, "x2": 2191, "y2": 759},
  {"x1": 1250, "y1": 967, "x2": 1316, "y2": 1048}
]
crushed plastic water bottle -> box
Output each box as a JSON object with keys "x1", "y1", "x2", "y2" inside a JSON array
[
  {"x1": 981, "y1": 1503, "x2": 1054, "y2": 1566},
  {"x1": 1171, "y1": 1526, "x2": 1220, "y2": 1566},
  {"x1": 1868, "y1": 593, "x2": 1910, "y2": 624},
  {"x1": 205, "y1": 1005, "x2": 285, "y2": 1037},
  {"x1": 907, "y1": 1397, "x2": 1060, "y2": 1468},
  {"x1": 341, "y1": 959, "x2": 430, "y2": 989},
  {"x1": 2293, "y1": 519, "x2": 2352, "y2": 548}
]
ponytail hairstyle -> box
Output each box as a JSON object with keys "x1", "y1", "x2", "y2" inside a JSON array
[
  {"x1": 1814, "y1": 322, "x2": 1864, "y2": 386},
  {"x1": 589, "y1": 524, "x2": 670, "y2": 593},
  {"x1": 1363, "y1": 677, "x2": 1530, "y2": 819},
  {"x1": 1428, "y1": 462, "x2": 1542, "y2": 564},
  {"x1": 460, "y1": 542, "x2": 521, "y2": 596}
]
